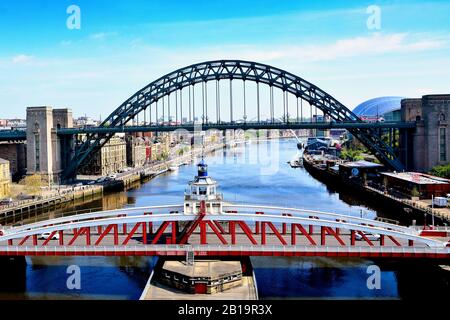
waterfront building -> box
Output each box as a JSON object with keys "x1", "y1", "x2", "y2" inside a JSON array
[
  {"x1": 79, "y1": 134, "x2": 127, "y2": 176},
  {"x1": 380, "y1": 172, "x2": 450, "y2": 199},
  {"x1": 73, "y1": 116, "x2": 100, "y2": 127},
  {"x1": 353, "y1": 96, "x2": 404, "y2": 122},
  {"x1": 0, "y1": 158, "x2": 11, "y2": 198},
  {"x1": 0, "y1": 142, "x2": 26, "y2": 181},
  {"x1": 126, "y1": 136, "x2": 148, "y2": 168}
]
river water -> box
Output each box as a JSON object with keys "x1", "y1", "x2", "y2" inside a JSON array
[{"x1": 1, "y1": 139, "x2": 448, "y2": 299}]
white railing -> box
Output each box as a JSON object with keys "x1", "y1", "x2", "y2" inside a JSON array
[
  {"x1": 1, "y1": 212, "x2": 447, "y2": 248},
  {"x1": 1, "y1": 244, "x2": 449, "y2": 255}
]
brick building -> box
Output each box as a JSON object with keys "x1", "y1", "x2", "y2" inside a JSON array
[
  {"x1": 0, "y1": 142, "x2": 26, "y2": 181},
  {"x1": 0, "y1": 158, "x2": 11, "y2": 198},
  {"x1": 80, "y1": 135, "x2": 127, "y2": 176}
]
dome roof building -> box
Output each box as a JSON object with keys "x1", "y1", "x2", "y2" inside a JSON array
[{"x1": 353, "y1": 96, "x2": 405, "y2": 121}]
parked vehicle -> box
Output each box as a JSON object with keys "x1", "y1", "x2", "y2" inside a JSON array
[
  {"x1": 108, "y1": 174, "x2": 118, "y2": 179},
  {"x1": 39, "y1": 232, "x2": 60, "y2": 240},
  {"x1": 355, "y1": 232, "x2": 381, "y2": 241},
  {"x1": 433, "y1": 197, "x2": 448, "y2": 208},
  {"x1": 0, "y1": 198, "x2": 13, "y2": 205}
]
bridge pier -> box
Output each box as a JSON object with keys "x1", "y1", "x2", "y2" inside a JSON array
[
  {"x1": 26, "y1": 107, "x2": 73, "y2": 184},
  {"x1": 0, "y1": 256, "x2": 26, "y2": 294},
  {"x1": 400, "y1": 94, "x2": 450, "y2": 171}
]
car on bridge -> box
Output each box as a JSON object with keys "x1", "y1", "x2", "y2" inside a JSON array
[
  {"x1": 39, "y1": 232, "x2": 60, "y2": 240},
  {"x1": 355, "y1": 232, "x2": 381, "y2": 241}
]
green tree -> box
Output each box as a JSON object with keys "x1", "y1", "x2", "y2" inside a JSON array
[{"x1": 430, "y1": 163, "x2": 450, "y2": 179}]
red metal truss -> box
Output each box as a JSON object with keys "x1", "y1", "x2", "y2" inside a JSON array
[
  {"x1": 254, "y1": 211, "x2": 264, "y2": 234},
  {"x1": 321, "y1": 226, "x2": 345, "y2": 246},
  {"x1": 151, "y1": 221, "x2": 171, "y2": 244},
  {"x1": 387, "y1": 235, "x2": 402, "y2": 246},
  {"x1": 291, "y1": 223, "x2": 317, "y2": 245},
  {"x1": 236, "y1": 221, "x2": 258, "y2": 245},
  {"x1": 178, "y1": 201, "x2": 207, "y2": 244},
  {"x1": 309, "y1": 215, "x2": 319, "y2": 235},
  {"x1": 122, "y1": 222, "x2": 147, "y2": 245},
  {"x1": 261, "y1": 222, "x2": 287, "y2": 245},
  {"x1": 95, "y1": 224, "x2": 119, "y2": 245},
  {"x1": 42, "y1": 231, "x2": 58, "y2": 246},
  {"x1": 355, "y1": 230, "x2": 374, "y2": 246},
  {"x1": 205, "y1": 221, "x2": 228, "y2": 244},
  {"x1": 68, "y1": 227, "x2": 91, "y2": 245},
  {"x1": 19, "y1": 235, "x2": 30, "y2": 246},
  {"x1": 281, "y1": 213, "x2": 292, "y2": 235},
  {"x1": 213, "y1": 221, "x2": 226, "y2": 234},
  {"x1": 144, "y1": 212, "x2": 153, "y2": 234}
]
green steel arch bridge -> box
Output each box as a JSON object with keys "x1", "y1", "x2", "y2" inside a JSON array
[{"x1": 0, "y1": 60, "x2": 416, "y2": 178}]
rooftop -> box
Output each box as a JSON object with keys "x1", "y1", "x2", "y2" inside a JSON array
[
  {"x1": 353, "y1": 96, "x2": 404, "y2": 117},
  {"x1": 380, "y1": 172, "x2": 450, "y2": 185},
  {"x1": 163, "y1": 260, "x2": 242, "y2": 279}
]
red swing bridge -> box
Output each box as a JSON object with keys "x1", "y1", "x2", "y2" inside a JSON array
[{"x1": 0, "y1": 161, "x2": 449, "y2": 259}]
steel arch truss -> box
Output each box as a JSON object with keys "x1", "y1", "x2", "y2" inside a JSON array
[{"x1": 63, "y1": 60, "x2": 404, "y2": 179}]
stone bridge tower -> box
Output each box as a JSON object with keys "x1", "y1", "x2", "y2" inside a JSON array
[
  {"x1": 26, "y1": 107, "x2": 73, "y2": 184},
  {"x1": 401, "y1": 94, "x2": 449, "y2": 172}
]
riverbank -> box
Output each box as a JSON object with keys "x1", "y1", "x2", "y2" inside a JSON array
[
  {"x1": 302, "y1": 153, "x2": 450, "y2": 225},
  {"x1": 0, "y1": 185, "x2": 103, "y2": 223}
]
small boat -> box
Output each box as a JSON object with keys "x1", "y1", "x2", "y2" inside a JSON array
[
  {"x1": 289, "y1": 159, "x2": 303, "y2": 168},
  {"x1": 168, "y1": 166, "x2": 179, "y2": 172}
]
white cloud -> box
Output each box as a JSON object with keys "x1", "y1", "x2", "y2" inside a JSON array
[
  {"x1": 12, "y1": 54, "x2": 34, "y2": 64},
  {"x1": 1, "y1": 32, "x2": 449, "y2": 118},
  {"x1": 89, "y1": 32, "x2": 118, "y2": 40}
]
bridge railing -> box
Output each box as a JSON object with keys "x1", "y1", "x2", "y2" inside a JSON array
[
  {"x1": 1, "y1": 212, "x2": 447, "y2": 248},
  {"x1": 1, "y1": 244, "x2": 448, "y2": 255}
]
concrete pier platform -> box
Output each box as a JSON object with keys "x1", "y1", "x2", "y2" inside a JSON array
[{"x1": 140, "y1": 258, "x2": 258, "y2": 300}]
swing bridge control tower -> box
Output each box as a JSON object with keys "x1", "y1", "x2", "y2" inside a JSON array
[{"x1": 141, "y1": 161, "x2": 258, "y2": 299}]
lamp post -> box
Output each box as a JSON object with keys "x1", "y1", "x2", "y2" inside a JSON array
[{"x1": 431, "y1": 195, "x2": 435, "y2": 227}]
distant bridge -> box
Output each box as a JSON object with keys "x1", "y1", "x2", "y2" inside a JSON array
[
  {"x1": 1, "y1": 204, "x2": 448, "y2": 259},
  {"x1": 60, "y1": 60, "x2": 411, "y2": 179},
  {"x1": 1, "y1": 60, "x2": 417, "y2": 178}
]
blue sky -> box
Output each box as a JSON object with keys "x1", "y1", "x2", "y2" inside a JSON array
[{"x1": 0, "y1": 0, "x2": 450, "y2": 119}]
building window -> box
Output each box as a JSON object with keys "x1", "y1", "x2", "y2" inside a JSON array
[
  {"x1": 35, "y1": 134, "x2": 40, "y2": 172},
  {"x1": 439, "y1": 113, "x2": 446, "y2": 121},
  {"x1": 439, "y1": 128, "x2": 447, "y2": 161}
]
